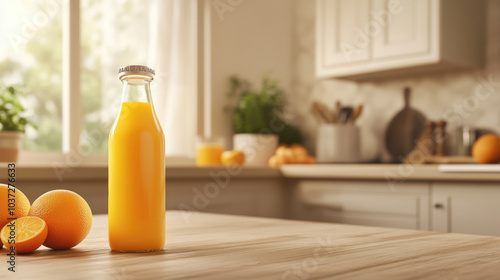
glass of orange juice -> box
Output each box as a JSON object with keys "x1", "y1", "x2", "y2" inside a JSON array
[
  {"x1": 108, "y1": 65, "x2": 165, "y2": 252},
  {"x1": 196, "y1": 137, "x2": 224, "y2": 166}
]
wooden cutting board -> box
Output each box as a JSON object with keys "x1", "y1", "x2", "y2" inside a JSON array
[
  {"x1": 423, "y1": 156, "x2": 477, "y2": 164},
  {"x1": 386, "y1": 88, "x2": 426, "y2": 162}
]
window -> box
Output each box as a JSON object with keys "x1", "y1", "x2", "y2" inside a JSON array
[
  {"x1": 0, "y1": 0, "x2": 198, "y2": 164},
  {"x1": 0, "y1": 0, "x2": 63, "y2": 152},
  {"x1": 79, "y1": 0, "x2": 152, "y2": 153}
]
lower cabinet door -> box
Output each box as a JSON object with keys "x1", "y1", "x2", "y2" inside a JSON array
[
  {"x1": 432, "y1": 183, "x2": 500, "y2": 236},
  {"x1": 290, "y1": 180, "x2": 430, "y2": 230}
]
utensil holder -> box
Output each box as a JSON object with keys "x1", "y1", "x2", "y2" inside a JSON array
[{"x1": 316, "y1": 124, "x2": 360, "y2": 163}]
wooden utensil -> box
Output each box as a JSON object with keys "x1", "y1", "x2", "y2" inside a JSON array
[
  {"x1": 351, "y1": 104, "x2": 364, "y2": 123},
  {"x1": 335, "y1": 101, "x2": 342, "y2": 122},
  {"x1": 310, "y1": 106, "x2": 324, "y2": 124},
  {"x1": 311, "y1": 102, "x2": 325, "y2": 123},
  {"x1": 385, "y1": 87, "x2": 426, "y2": 162},
  {"x1": 311, "y1": 102, "x2": 334, "y2": 123},
  {"x1": 339, "y1": 107, "x2": 353, "y2": 124},
  {"x1": 319, "y1": 102, "x2": 335, "y2": 123}
]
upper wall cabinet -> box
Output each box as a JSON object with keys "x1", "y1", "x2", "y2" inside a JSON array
[{"x1": 316, "y1": 0, "x2": 486, "y2": 80}]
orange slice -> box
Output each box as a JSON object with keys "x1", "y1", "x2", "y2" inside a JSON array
[{"x1": 1, "y1": 216, "x2": 48, "y2": 254}]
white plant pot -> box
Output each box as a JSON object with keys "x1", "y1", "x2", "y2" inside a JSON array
[
  {"x1": 233, "y1": 134, "x2": 279, "y2": 167},
  {"x1": 0, "y1": 131, "x2": 23, "y2": 163}
]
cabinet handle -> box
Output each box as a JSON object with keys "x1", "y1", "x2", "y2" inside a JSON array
[{"x1": 434, "y1": 203, "x2": 444, "y2": 209}]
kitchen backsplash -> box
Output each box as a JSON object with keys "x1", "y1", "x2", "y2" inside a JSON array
[{"x1": 290, "y1": 0, "x2": 500, "y2": 162}]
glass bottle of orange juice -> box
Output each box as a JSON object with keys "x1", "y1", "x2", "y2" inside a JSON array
[{"x1": 108, "y1": 65, "x2": 165, "y2": 252}]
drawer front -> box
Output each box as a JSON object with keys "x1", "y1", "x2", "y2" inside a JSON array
[
  {"x1": 307, "y1": 206, "x2": 419, "y2": 230},
  {"x1": 292, "y1": 180, "x2": 430, "y2": 230},
  {"x1": 301, "y1": 188, "x2": 420, "y2": 216}
]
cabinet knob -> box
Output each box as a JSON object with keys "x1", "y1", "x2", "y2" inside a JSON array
[{"x1": 434, "y1": 203, "x2": 444, "y2": 209}]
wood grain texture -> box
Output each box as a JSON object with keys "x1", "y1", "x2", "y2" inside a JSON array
[{"x1": 2, "y1": 212, "x2": 500, "y2": 280}]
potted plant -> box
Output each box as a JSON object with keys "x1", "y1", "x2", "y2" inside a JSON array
[
  {"x1": 227, "y1": 75, "x2": 302, "y2": 166},
  {"x1": 0, "y1": 86, "x2": 36, "y2": 162}
]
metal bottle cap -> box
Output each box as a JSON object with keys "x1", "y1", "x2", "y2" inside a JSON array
[{"x1": 118, "y1": 65, "x2": 155, "y2": 80}]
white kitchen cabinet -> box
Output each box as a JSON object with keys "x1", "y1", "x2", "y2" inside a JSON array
[
  {"x1": 317, "y1": 0, "x2": 371, "y2": 66},
  {"x1": 371, "y1": 0, "x2": 432, "y2": 60},
  {"x1": 316, "y1": 0, "x2": 485, "y2": 80},
  {"x1": 290, "y1": 180, "x2": 430, "y2": 230},
  {"x1": 432, "y1": 183, "x2": 500, "y2": 236}
]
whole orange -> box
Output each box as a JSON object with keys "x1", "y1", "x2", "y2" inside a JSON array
[
  {"x1": 290, "y1": 144, "x2": 310, "y2": 163},
  {"x1": 28, "y1": 190, "x2": 92, "y2": 249},
  {"x1": 221, "y1": 150, "x2": 245, "y2": 166},
  {"x1": 0, "y1": 184, "x2": 30, "y2": 231},
  {"x1": 472, "y1": 134, "x2": 500, "y2": 164}
]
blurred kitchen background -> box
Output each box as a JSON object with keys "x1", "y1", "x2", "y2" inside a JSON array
[{"x1": 1, "y1": 0, "x2": 500, "y2": 237}]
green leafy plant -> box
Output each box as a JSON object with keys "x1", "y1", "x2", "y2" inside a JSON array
[
  {"x1": 227, "y1": 75, "x2": 303, "y2": 145},
  {"x1": 0, "y1": 86, "x2": 36, "y2": 133}
]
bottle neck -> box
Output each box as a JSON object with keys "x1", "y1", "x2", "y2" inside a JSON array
[{"x1": 121, "y1": 78, "x2": 153, "y2": 104}]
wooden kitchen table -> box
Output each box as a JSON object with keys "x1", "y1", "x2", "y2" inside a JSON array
[{"x1": 2, "y1": 211, "x2": 500, "y2": 280}]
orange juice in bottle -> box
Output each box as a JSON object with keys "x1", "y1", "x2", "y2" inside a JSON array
[{"x1": 108, "y1": 65, "x2": 165, "y2": 252}]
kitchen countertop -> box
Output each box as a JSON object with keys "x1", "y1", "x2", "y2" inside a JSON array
[
  {"x1": 0, "y1": 164, "x2": 281, "y2": 181},
  {"x1": 0, "y1": 164, "x2": 499, "y2": 182},
  {"x1": 5, "y1": 211, "x2": 500, "y2": 279},
  {"x1": 281, "y1": 164, "x2": 500, "y2": 182}
]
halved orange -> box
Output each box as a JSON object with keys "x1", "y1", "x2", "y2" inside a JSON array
[{"x1": 1, "y1": 216, "x2": 48, "y2": 254}]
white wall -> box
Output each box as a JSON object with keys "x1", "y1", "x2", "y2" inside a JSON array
[{"x1": 208, "y1": 0, "x2": 293, "y2": 148}]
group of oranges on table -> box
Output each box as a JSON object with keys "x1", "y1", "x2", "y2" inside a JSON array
[
  {"x1": 269, "y1": 144, "x2": 317, "y2": 167},
  {"x1": 0, "y1": 186, "x2": 92, "y2": 254}
]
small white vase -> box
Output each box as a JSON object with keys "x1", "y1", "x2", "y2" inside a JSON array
[
  {"x1": 233, "y1": 134, "x2": 279, "y2": 167},
  {"x1": 0, "y1": 131, "x2": 24, "y2": 162},
  {"x1": 316, "y1": 125, "x2": 360, "y2": 163}
]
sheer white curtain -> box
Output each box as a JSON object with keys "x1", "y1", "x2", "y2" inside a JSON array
[{"x1": 148, "y1": 0, "x2": 197, "y2": 158}]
